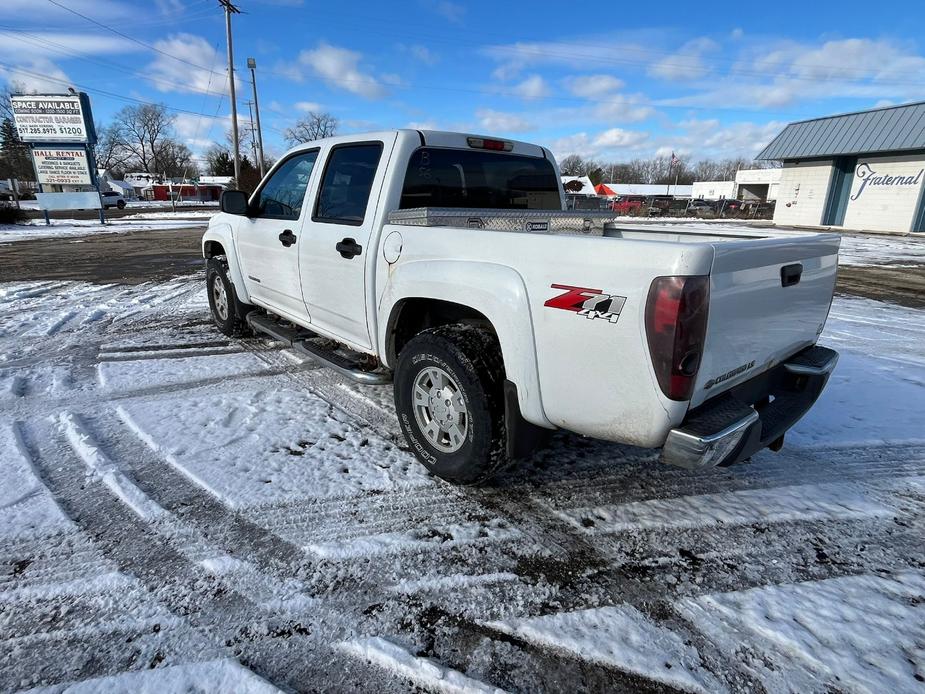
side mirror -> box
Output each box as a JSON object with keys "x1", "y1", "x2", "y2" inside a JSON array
[{"x1": 220, "y1": 189, "x2": 249, "y2": 216}]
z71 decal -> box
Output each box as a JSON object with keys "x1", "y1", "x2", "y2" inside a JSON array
[{"x1": 544, "y1": 284, "x2": 627, "y2": 324}]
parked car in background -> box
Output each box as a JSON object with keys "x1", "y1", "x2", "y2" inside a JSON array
[
  {"x1": 714, "y1": 198, "x2": 743, "y2": 214},
  {"x1": 687, "y1": 199, "x2": 714, "y2": 213},
  {"x1": 611, "y1": 195, "x2": 646, "y2": 214},
  {"x1": 102, "y1": 191, "x2": 126, "y2": 209}
]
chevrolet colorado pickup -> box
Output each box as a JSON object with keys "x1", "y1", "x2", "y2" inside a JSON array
[{"x1": 202, "y1": 130, "x2": 839, "y2": 483}]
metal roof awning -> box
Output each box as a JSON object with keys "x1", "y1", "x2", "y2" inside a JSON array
[{"x1": 756, "y1": 101, "x2": 925, "y2": 161}]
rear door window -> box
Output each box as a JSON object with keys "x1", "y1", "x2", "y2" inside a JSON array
[
  {"x1": 313, "y1": 143, "x2": 383, "y2": 225},
  {"x1": 399, "y1": 147, "x2": 561, "y2": 209}
]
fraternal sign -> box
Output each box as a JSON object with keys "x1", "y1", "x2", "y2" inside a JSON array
[
  {"x1": 851, "y1": 162, "x2": 925, "y2": 200},
  {"x1": 11, "y1": 95, "x2": 90, "y2": 143},
  {"x1": 31, "y1": 147, "x2": 92, "y2": 185}
]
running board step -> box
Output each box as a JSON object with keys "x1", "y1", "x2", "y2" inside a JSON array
[
  {"x1": 246, "y1": 312, "x2": 391, "y2": 385},
  {"x1": 246, "y1": 313, "x2": 303, "y2": 346},
  {"x1": 293, "y1": 340, "x2": 392, "y2": 385}
]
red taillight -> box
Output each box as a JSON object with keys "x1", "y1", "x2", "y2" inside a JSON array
[
  {"x1": 467, "y1": 137, "x2": 513, "y2": 151},
  {"x1": 645, "y1": 275, "x2": 710, "y2": 401}
]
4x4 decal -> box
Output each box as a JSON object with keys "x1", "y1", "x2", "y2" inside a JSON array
[{"x1": 544, "y1": 284, "x2": 626, "y2": 324}]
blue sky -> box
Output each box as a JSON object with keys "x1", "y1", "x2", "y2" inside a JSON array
[{"x1": 3, "y1": 0, "x2": 925, "y2": 167}]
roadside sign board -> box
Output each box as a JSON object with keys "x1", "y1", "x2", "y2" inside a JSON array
[
  {"x1": 31, "y1": 147, "x2": 92, "y2": 185},
  {"x1": 35, "y1": 192, "x2": 102, "y2": 211},
  {"x1": 11, "y1": 95, "x2": 90, "y2": 143}
]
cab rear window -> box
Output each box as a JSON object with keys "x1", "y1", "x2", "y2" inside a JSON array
[{"x1": 399, "y1": 147, "x2": 560, "y2": 210}]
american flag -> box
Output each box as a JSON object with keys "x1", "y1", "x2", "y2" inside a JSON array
[{"x1": 670, "y1": 152, "x2": 681, "y2": 167}]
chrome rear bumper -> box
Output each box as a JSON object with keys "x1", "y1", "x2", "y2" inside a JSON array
[{"x1": 660, "y1": 345, "x2": 838, "y2": 470}]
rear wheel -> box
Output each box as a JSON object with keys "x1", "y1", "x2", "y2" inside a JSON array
[
  {"x1": 394, "y1": 324, "x2": 507, "y2": 484},
  {"x1": 206, "y1": 258, "x2": 251, "y2": 337},
  {"x1": 116, "y1": 200, "x2": 126, "y2": 209}
]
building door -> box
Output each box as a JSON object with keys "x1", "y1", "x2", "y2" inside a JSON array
[
  {"x1": 912, "y1": 182, "x2": 925, "y2": 232},
  {"x1": 822, "y1": 157, "x2": 856, "y2": 226}
]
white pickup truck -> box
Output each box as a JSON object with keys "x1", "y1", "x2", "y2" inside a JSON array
[{"x1": 202, "y1": 130, "x2": 839, "y2": 483}]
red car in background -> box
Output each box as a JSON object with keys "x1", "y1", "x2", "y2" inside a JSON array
[{"x1": 610, "y1": 195, "x2": 646, "y2": 214}]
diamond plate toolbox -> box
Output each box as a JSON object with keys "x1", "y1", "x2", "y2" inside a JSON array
[{"x1": 387, "y1": 207, "x2": 624, "y2": 236}]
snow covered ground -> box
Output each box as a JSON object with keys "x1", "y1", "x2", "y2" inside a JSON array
[
  {"x1": 0, "y1": 216, "x2": 210, "y2": 243},
  {"x1": 0, "y1": 273, "x2": 923, "y2": 692}
]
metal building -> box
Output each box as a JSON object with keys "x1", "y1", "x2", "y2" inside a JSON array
[{"x1": 757, "y1": 101, "x2": 925, "y2": 233}]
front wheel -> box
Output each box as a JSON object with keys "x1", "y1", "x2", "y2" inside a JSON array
[
  {"x1": 206, "y1": 258, "x2": 251, "y2": 337},
  {"x1": 394, "y1": 324, "x2": 507, "y2": 484},
  {"x1": 117, "y1": 200, "x2": 126, "y2": 209}
]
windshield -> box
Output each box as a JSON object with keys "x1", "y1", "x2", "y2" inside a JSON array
[{"x1": 399, "y1": 147, "x2": 561, "y2": 210}]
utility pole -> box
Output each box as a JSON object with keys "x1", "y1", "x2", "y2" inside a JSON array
[
  {"x1": 247, "y1": 57, "x2": 266, "y2": 178},
  {"x1": 220, "y1": 0, "x2": 241, "y2": 187},
  {"x1": 246, "y1": 100, "x2": 258, "y2": 164}
]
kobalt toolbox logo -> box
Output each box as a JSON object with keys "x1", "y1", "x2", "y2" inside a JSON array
[{"x1": 544, "y1": 284, "x2": 626, "y2": 324}]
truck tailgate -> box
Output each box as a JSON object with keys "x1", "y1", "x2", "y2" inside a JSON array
[{"x1": 691, "y1": 233, "x2": 841, "y2": 408}]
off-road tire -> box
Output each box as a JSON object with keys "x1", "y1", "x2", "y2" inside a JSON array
[
  {"x1": 395, "y1": 324, "x2": 507, "y2": 484},
  {"x1": 206, "y1": 258, "x2": 252, "y2": 337}
]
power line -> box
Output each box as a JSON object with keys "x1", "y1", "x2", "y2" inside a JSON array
[
  {"x1": 0, "y1": 27, "x2": 226, "y2": 100},
  {"x1": 0, "y1": 61, "x2": 225, "y2": 119},
  {"x1": 45, "y1": 0, "x2": 219, "y2": 73}
]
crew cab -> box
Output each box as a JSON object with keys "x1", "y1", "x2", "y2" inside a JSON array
[{"x1": 202, "y1": 130, "x2": 839, "y2": 484}]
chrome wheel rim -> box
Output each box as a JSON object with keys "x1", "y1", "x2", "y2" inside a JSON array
[
  {"x1": 412, "y1": 366, "x2": 468, "y2": 453},
  {"x1": 212, "y1": 275, "x2": 229, "y2": 322}
]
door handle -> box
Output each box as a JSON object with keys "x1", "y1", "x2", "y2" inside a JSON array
[
  {"x1": 335, "y1": 237, "x2": 363, "y2": 259},
  {"x1": 278, "y1": 229, "x2": 296, "y2": 247}
]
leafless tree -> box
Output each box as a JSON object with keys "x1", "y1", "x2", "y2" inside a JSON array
[
  {"x1": 154, "y1": 139, "x2": 197, "y2": 178},
  {"x1": 93, "y1": 123, "x2": 133, "y2": 177},
  {"x1": 111, "y1": 103, "x2": 175, "y2": 174},
  {"x1": 284, "y1": 111, "x2": 338, "y2": 146}
]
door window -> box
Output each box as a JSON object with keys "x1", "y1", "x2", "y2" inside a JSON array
[
  {"x1": 253, "y1": 150, "x2": 318, "y2": 220},
  {"x1": 313, "y1": 143, "x2": 383, "y2": 225}
]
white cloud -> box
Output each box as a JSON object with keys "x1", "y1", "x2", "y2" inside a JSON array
[
  {"x1": 0, "y1": 31, "x2": 135, "y2": 60},
  {"x1": 173, "y1": 112, "x2": 230, "y2": 145},
  {"x1": 475, "y1": 109, "x2": 534, "y2": 133},
  {"x1": 549, "y1": 128, "x2": 649, "y2": 161},
  {"x1": 564, "y1": 75, "x2": 625, "y2": 98},
  {"x1": 399, "y1": 44, "x2": 438, "y2": 65},
  {"x1": 660, "y1": 118, "x2": 786, "y2": 159},
  {"x1": 648, "y1": 37, "x2": 719, "y2": 81},
  {"x1": 2, "y1": 0, "x2": 130, "y2": 21},
  {"x1": 590, "y1": 93, "x2": 656, "y2": 123},
  {"x1": 483, "y1": 31, "x2": 671, "y2": 81},
  {"x1": 296, "y1": 43, "x2": 387, "y2": 99},
  {"x1": 148, "y1": 34, "x2": 229, "y2": 96},
  {"x1": 0, "y1": 57, "x2": 71, "y2": 93},
  {"x1": 153, "y1": 0, "x2": 184, "y2": 14},
  {"x1": 421, "y1": 0, "x2": 465, "y2": 23},
  {"x1": 594, "y1": 128, "x2": 647, "y2": 148},
  {"x1": 294, "y1": 101, "x2": 322, "y2": 113},
  {"x1": 510, "y1": 74, "x2": 549, "y2": 99}
]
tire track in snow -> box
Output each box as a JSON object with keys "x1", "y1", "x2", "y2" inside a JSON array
[
  {"x1": 3, "y1": 418, "x2": 386, "y2": 694},
  {"x1": 53, "y1": 408, "x2": 748, "y2": 692}
]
